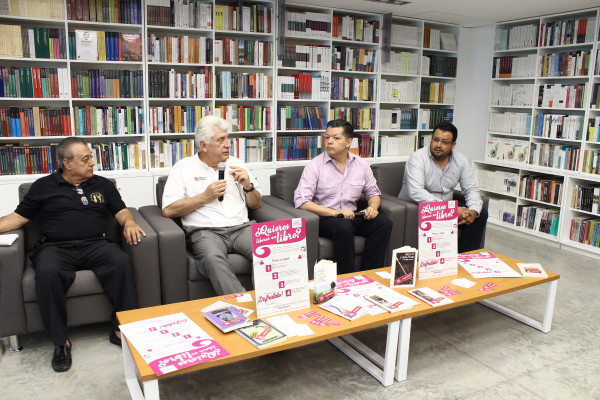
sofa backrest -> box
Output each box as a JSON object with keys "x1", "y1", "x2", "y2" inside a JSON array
[
  {"x1": 156, "y1": 176, "x2": 168, "y2": 208},
  {"x1": 371, "y1": 162, "x2": 406, "y2": 197},
  {"x1": 272, "y1": 166, "x2": 305, "y2": 204}
]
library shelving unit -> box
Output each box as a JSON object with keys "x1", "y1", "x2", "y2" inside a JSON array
[{"x1": 478, "y1": 7, "x2": 600, "y2": 256}]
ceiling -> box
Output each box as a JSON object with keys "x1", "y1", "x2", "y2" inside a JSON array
[{"x1": 291, "y1": 0, "x2": 600, "y2": 28}]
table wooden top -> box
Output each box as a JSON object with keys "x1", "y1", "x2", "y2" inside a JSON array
[{"x1": 117, "y1": 250, "x2": 559, "y2": 382}]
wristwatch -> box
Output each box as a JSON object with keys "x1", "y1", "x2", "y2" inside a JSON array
[{"x1": 243, "y1": 183, "x2": 255, "y2": 193}]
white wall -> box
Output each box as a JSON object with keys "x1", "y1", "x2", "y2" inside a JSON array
[{"x1": 454, "y1": 25, "x2": 495, "y2": 162}]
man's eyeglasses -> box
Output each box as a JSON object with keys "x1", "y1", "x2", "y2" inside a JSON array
[
  {"x1": 75, "y1": 187, "x2": 88, "y2": 205},
  {"x1": 431, "y1": 137, "x2": 453, "y2": 146}
]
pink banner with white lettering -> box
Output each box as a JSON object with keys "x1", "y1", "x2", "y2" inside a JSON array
[{"x1": 418, "y1": 201, "x2": 458, "y2": 279}]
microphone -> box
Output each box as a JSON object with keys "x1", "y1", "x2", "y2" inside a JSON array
[{"x1": 217, "y1": 162, "x2": 226, "y2": 201}]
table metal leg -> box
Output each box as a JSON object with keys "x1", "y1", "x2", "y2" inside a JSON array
[
  {"x1": 122, "y1": 336, "x2": 160, "y2": 400},
  {"x1": 478, "y1": 280, "x2": 558, "y2": 333},
  {"x1": 328, "y1": 320, "x2": 400, "y2": 386},
  {"x1": 394, "y1": 318, "x2": 412, "y2": 382}
]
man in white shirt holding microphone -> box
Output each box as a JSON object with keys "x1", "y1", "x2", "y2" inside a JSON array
[{"x1": 161, "y1": 115, "x2": 262, "y2": 295}]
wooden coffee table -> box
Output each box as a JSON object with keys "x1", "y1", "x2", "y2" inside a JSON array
[{"x1": 118, "y1": 250, "x2": 559, "y2": 399}]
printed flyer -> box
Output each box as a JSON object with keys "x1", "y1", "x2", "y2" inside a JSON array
[
  {"x1": 252, "y1": 218, "x2": 310, "y2": 318},
  {"x1": 457, "y1": 251, "x2": 522, "y2": 279},
  {"x1": 119, "y1": 312, "x2": 230, "y2": 376},
  {"x1": 418, "y1": 201, "x2": 458, "y2": 279}
]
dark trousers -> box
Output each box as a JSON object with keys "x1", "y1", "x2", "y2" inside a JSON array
[
  {"x1": 458, "y1": 206, "x2": 489, "y2": 253},
  {"x1": 319, "y1": 214, "x2": 393, "y2": 274},
  {"x1": 31, "y1": 238, "x2": 137, "y2": 346}
]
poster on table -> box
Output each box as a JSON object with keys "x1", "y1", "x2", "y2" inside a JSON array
[
  {"x1": 252, "y1": 218, "x2": 310, "y2": 318},
  {"x1": 119, "y1": 312, "x2": 230, "y2": 376},
  {"x1": 418, "y1": 200, "x2": 458, "y2": 279}
]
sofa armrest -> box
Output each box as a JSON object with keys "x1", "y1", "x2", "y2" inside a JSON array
[
  {"x1": 261, "y1": 195, "x2": 320, "y2": 279},
  {"x1": 0, "y1": 228, "x2": 27, "y2": 337},
  {"x1": 378, "y1": 197, "x2": 406, "y2": 260},
  {"x1": 122, "y1": 208, "x2": 161, "y2": 308},
  {"x1": 139, "y1": 205, "x2": 188, "y2": 305}
]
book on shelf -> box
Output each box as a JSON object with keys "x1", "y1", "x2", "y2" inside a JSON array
[
  {"x1": 203, "y1": 306, "x2": 253, "y2": 333},
  {"x1": 236, "y1": 319, "x2": 287, "y2": 349},
  {"x1": 440, "y1": 32, "x2": 457, "y2": 51},
  {"x1": 75, "y1": 30, "x2": 98, "y2": 61},
  {"x1": 120, "y1": 33, "x2": 142, "y2": 62}
]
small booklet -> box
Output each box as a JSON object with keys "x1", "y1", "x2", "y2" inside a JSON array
[
  {"x1": 0, "y1": 233, "x2": 19, "y2": 246},
  {"x1": 516, "y1": 263, "x2": 548, "y2": 278},
  {"x1": 364, "y1": 288, "x2": 419, "y2": 313},
  {"x1": 201, "y1": 300, "x2": 254, "y2": 318},
  {"x1": 203, "y1": 307, "x2": 253, "y2": 333},
  {"x1": 236, "y1": 319, "x2": 287, "y2": 349},
  {"x1": 408, "y1": 287, "x2": 454, "y2": 307},
  {"x1": 319, "y1": 295, "x2": 368, "y2": 321},
  {"x1": 391, "y1": 246, "x2": 418, "y2": 288},
  {"x1": 313, "y1": 259, "x2": 337, "y2": 304}
]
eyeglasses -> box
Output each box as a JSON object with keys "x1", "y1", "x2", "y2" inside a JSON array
[
  {"x1": 431, "y1": 137, "x2": 453, "y2": 146},
  {"x1": 75, "y1": 187, "x2": 88, "y2": 205}
]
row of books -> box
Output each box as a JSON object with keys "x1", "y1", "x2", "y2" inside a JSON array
[
  {"x1": 582, "y1": 149, "x2": 600, "y2": 175},
  {"x1": 423, "y1": 27, "x2": 457, "y2": 51},
  {"x1": 516, "y1": 205, "x2": 560, "y2": 236},
  {"x1": 229, "y1": 137, "x2": 272, "y2": 163},
  {"x1": 590, "y1": 84, "x2": 600, "y2": 109},
  {"x1": 0, "y1": 107, "x2": 71, "y2": 137},
  {"x1": 66, "y1": 0, "x2": 142, "y2": 24},
  {"x1": 332, "y1": 46, "x2": 377, "y2": 72},
  {"x1": 519, "y1": 175, "x2": 563, "y2": 205},
  {"x1": 149, "y1": 105, "x2": 210, "y2": 134},
  {"x1": 147, "y1": 35, "x2": 212, "y2": 64},
  {"x1": 214, "y1": 71, "x2": 271, "y2": 99},
  {"x1": 148, "y1": 67, "x2": 212, "y2": 99},
  {"x1": 477, "y1": 168, "x2": 519, "y2": 195},
  {"x1": 529, "y1": 142, "x2": 580, "y2": 171},
  {"x1": 331, "y1": 15, "x2": 380, "y2": 43},
  {"x1": 92, "y1": 141, "x2": 146, "y2": 170},
  {"x1": 215, "y1": 105, "x2": 272, "y2": 132},
  {"x1": 277, "y1": 73, "x2": 329, "y2": 100},
  {"x1": 71, "y1": 30, "x2": 142, "y2": 62},
  {"x1": 495, "y1": 23, "x2": 538, "y2": 50},
  {"x1": 587, "y1": 116, "x2": 600, "y2": 142},
  {"x1": 537, "y1": 50, "x2": 591, "y2": 77},
  {"x1": 490, "y1": 83, "x2": 534, "y2": 107},
  {"x1": 0, "y1": 66, "x2": 69, "y2": 98},
  {"x1": 568, "y1": 217, "x2": 600, "y2": 248},
  {"x1": 532, "y1": 113, "x2": 584, "y2": 140},
  {"x1": 380, "y1": 79, "x2": 419, "y2": 103},
  {"x1": 277, "y1": 106, "x2": 327, "y2": 131},
  {"x1": 277, "y1": 44, "x2": 331, "y2": 69},
  {"x1": 420, "y1": 81, "x2": 456, "y2": 104},
  {"x1": 492, "y1": 55, "x2": 537, "y2": 78},
  {"x1": 330, "y1": 107, "x2": 375, "y2": 130},
  {"x1": 0, "y1": 25, "x2": 67, "y2": 59},
  {"x1": 284, "y1": 11, "x2": 331, "y2": 39},
  {"x1": 352, "y1": 134, "x2": 374, "y2": 158},
  {"x1": 391, "y1": 24, "x2": 419, "y2": 47},
  {"x1": 379, "y1": 108, "x2": 418, "y2": 130},
  {"x1": 570, "y1": 184, "x2": 600, "y2": 214},
  {"x1": 537, "y1": 83, "x2": 587, "y2": 109},
  {"x1": 72, "y1": 105, "x2": 144, "y2": 136},
  {"x1": 148, "y1": 139, "x2": 194, "y2": 168},
  {"x1": 331, "y1": 76, "x2": 376, "y2": 101},
  {"x1": 487, "y1": 198, "x2": 517, "y2": 224},
  {"x1": 486, "y1": 137, "x2": 529, "y2": 163},
  {"x1": 71, "y1": 69, "x2": 143, "y2": 98},
  {"x1": 1, "y1": 0, "x2": 64, "y2": 19},
  {"x1": 214, "y1": 39, "x2": 272, "y2": 66},
  {"x1": 0, "y1": 144, "x2": 58, "y2": 175},
  {"x1": 419, "y1": 108, "x2": 453, "y2": 130},
  {"x1": 146, "y1": 0, "x2": 212, "y2": 29},
  {"x1": 276, "y1": 135, "x2": 326, "y2": 161},
  {"x1": 488, "y1": 112, "x2": 532, "y2": 136},
  {"x1": 213, "y1": 4, "x2": 272, "y2": 33},
  {"x1": 538, "y1": 17, "x2": 596, "y2": 47},
  {"x1": 381, "y1": 51, "x2": 420, "y2": 75},
  {"x1": 378, "y1": 135, "x2": 415, "y2": 157},
  {"x1": 424, "y1": 55, "x2": 457, "y2": 78}
]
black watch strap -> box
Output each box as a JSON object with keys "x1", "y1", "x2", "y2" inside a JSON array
[{"x1": 243, "y1": 183, "x2": 255, "y2": 193}]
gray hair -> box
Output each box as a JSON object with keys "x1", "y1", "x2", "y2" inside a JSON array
[
  {"x1": 195, "y1": 115, "x2": 229, "y2": 147},
  {"x1": 56, "y1": 137, "x2": 88, "y2": 168}
]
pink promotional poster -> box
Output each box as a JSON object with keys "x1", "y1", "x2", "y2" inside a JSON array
[
  {"x1": 252, "y1": 218, "x2": 310, "y2": 318},
  {"x1": 418, "y1": 201, "x2": 458, "y2": 279}
]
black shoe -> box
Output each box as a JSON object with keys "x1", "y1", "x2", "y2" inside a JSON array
[
  {"x1": 109, "y1": 330, "x2": 122, "y2": 347},
  {"x1": 51, "y1": 342, "x2": 72, "y2": 372}
]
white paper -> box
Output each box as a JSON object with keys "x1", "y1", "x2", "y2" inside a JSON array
[
  {"x1": 376, "y1": 271, "x2": 391, "y2": 279},
  {"x1": 0, "y1": 233, "x2": 18, "y2": 246},
  {"x1": 458, "y1": 252, "x2": 522, "y2": 279},
  {"x1": 451, "y1": 278, "x2": 476, "y2": 288},
  {"x1": 236, "y1": 293, "x2": 253, "y2": 303}
]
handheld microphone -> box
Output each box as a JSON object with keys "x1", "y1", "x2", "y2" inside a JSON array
[{"x1": 217, "y1": 162, "x2": 226, "y2": 201}]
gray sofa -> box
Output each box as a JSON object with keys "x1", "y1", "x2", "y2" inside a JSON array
[
  {"x1": 263, "y1": 166, "x2": 407, "y2": 274},
  {"x1": 138, "y1": 176, "x2": 293, "y2": 304},
  {"x1": 371, "y1": 161, "x2": 488, "y2": 249},
  {"x1": 0, "y1": 182, "x2": 161, "y2": 351}
]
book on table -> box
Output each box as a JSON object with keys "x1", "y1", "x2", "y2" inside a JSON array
[
  {"x1": 364, "y1": 286, "x2": 419, "y2": 313},
  {"x1": 236, "y1": 319, "x2": 287, "y2": 349},
  {"x1": 203, "y1": 307, "x2": 253, "y2": 333},
  {"x1": 201, "y1": 300, "x2": 254, "y2": 318},
  {"x1": 516, "y1": 263, "x2": 548, "y2": 278}
]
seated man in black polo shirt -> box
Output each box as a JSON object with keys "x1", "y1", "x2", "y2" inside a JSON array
[{"x1": 0, "y1": 137, "x2": 145, "y2": 372}]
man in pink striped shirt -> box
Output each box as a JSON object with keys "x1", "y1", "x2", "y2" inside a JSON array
[{"x1": 294, "y1": 119, "x2": 392, "y2": 273}]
